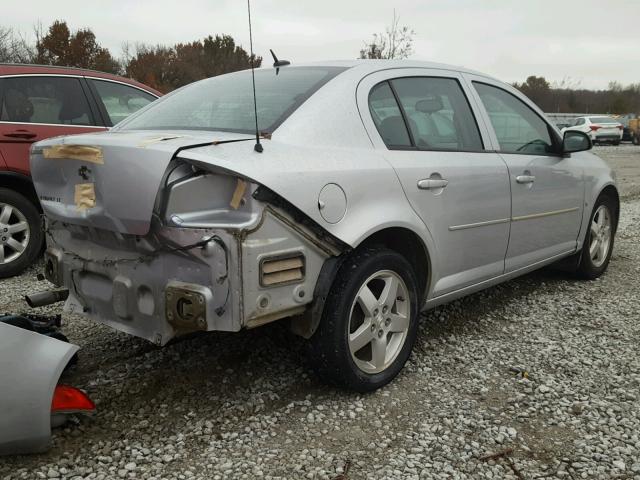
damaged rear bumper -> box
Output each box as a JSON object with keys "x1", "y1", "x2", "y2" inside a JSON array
[{"x1": 44, "y1": 202, "x2": 335, "y2": 345}]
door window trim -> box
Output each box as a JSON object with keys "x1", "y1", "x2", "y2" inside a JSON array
[
  {"x1": 0, "y1": 74, "x2": 99, "y2": 127},
  {"x1": 0, "y1": 73, "x2": 156, "y2": 98},
  {"x1": 368, "y1": 75, "x2": 486, "y2": 153},
  {"x1": 0, "y1": 74, "x2": 157, "y2": 128},
  {"x1": 85, "y1": 77, "x2": 157, "y2": 127},
  {"x1": 472, "y1": 80, "x2": 563, "y2": 157}
]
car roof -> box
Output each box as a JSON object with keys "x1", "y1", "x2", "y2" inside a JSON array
[
  {"x1": 257, "y1": 59, "x2": 500, "y2": 81},
  {"x1": 0, "y1": 63, "x2": 162, "y2": 96}
]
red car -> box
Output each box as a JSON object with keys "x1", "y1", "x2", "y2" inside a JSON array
[{"x1": 0, "y1": 64, "x2": 161, "y2": 277}]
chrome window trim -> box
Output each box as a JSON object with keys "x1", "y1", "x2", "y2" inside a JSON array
[
  {"x1": 87, "y1": 77, "x2": 159, "y2": 98},
  {"x1": 0, "y1": 73, "x2": 158, "y2": 98},
  {"x1": 0, "y1": 120, "x2": 101, "y2": 129}
]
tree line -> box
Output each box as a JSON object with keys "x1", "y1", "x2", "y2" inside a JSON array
[
  {"x1": 0, "y1": 21, "x2": 261, "y2": 93},
  {"x1": 513, "y1": 76, "x2": 640, "y2": 115}
]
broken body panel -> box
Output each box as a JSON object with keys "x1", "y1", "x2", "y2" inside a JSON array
[
  {"x1": 0, "y1": 323, "x2": 78, "y2": 455},
  {"x1": 31, "y1": 131, "x2": 345, "y2": 344}
]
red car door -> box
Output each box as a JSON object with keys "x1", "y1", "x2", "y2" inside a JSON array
[{"x1": 0, "y1": 76, "x2": 105, "y2": 176}]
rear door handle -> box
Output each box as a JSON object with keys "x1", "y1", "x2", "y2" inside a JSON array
[
  {"x1": 418, "y1": 178, "x2": 449, "y2": 190},
  {"x1": 516, "y1": 175, "x2": 535, "y2": 184},
  {"x1": 3, "y1": 130, "x2": 37, "y2": 140}
]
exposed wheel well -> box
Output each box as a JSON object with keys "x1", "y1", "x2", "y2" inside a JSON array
[
  {"x1": 600, "y1": 185, "x2": 620, "y2": 229},
  {"x1": 358, "y1": 227, "x2": 430, "y2": 302},
  {"x1": 0, "y1": 173, "x2": 40, "y2": 211}
]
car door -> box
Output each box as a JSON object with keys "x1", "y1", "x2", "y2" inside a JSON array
[
  {"x1": 85, "y1": 78, "x2": 156, "y2": 126},
  {"x1": 0, "y1": 75, "x2": 105, "y2": 175},
  {"x1": 467, "y1": 77, "x2": 583, "y2": 271},
  {"x1": 358, "y1": 69, "x2": 512, "y2": 297}
]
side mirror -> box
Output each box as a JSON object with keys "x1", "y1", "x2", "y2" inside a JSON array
[{"x1": 563, "y1": 130, "x2": 592, "y2": 154}]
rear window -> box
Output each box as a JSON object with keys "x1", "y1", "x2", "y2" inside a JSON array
[
  {"x1": 589, "y1": 116, "x2": 619, "y2": 124},
  {"x1": 117, "y1": 66, "x2": 347, "y2": 134}
]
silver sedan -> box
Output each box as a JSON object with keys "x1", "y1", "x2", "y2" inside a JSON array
[{"x1": 30, "y1": 60, "x2": 618, "y2": 391}]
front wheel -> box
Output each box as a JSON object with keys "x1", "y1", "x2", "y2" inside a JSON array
[
  {"x1": 308, "y1": 248, "x2": 419, "y2": 392},
  {"x1": 576, "y1": 195, "x2": 616, "y2": 279}
]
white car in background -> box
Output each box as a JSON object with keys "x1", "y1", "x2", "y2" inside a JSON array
[{"x1": 562, "y1": 116, "x2": 623, "y2": 145}]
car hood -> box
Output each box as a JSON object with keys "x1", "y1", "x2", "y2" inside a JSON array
[{"x1": 30, "y1": 130, "x2": 256, "y2": 235}]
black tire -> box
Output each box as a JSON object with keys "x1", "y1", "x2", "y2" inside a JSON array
[
  {"x1": 576, "y1": 194, "x2": 617, "y2": 280},
  {"x1": 0, "y1": 188, "x2": 43, "y2": 278},
  {"x1": 613, "y1": 140, "x2": 620, "y2": 146},
  {"x1": 308, "y1": 247, "x2": 419, "y2": 392}
]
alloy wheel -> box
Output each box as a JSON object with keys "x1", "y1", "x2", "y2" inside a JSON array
[
  {"x1": 0, "y1": 202, "x2": 31, "y2": 265},
  {"x1": 348, "y1": 270, "x2": 410, "y2": 374},
  {"x1": 589, "y1": 204, "x2": 612, "y2": 268}
]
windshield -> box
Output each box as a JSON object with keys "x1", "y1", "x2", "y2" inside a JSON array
[
  {"x1": 117, "y1": 66, "x2": 348, "y2": 134},
  {"x1": 589, "y1": 116, "x2": 619, "y2": 124}
]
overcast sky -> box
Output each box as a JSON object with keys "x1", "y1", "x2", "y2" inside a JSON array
[{"x1": 4, "y1": 0, "x2": 639, "y2": 89}]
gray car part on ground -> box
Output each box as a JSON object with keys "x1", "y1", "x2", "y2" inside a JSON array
[{"x1": 0, "y1": 322, "x2": 78, "y2": 455}]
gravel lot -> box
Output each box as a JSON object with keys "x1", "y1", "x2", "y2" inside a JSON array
[{"x1": 1, "y1": 145, "x2": 639, "y2": 480}]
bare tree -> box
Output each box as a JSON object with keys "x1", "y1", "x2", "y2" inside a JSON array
[
  {"x1": 0, "y1": 26, "x2": 34, "y2": 63},
  {"x1": 359, "y1": 10, "x2": 415, "y2": 60}
]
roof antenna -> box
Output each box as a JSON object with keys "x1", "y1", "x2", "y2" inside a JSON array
[
  {"x1": 247, "y1": 0, "x2": 262, "y2": 153},
  {"x1": 270, "y1": 49, "x2": 290, "y2": 75}
]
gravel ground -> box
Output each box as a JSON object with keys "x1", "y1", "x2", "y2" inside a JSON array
[{"x1": 1, "y1": 145, "x2": 639, "y2": 479}]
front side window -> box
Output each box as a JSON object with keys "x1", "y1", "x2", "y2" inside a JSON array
[
  {"x1": 368, "y1": 77, "x2": 483, "y2": 151},
  {"x1": 0, "y1": 76, "x2": 93, "y2": 125},
  {"x1": 118, "y1": 66, "x2": 347, "y2": 134},
  {"x1": 90, "y1": 79, "x2": 155, "y2": 125},
  {"x1": 473, "y1": 82, "x2": 556, "y2": 155}
]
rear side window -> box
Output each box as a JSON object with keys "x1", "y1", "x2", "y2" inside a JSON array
[
  {"x1": 473, "y1": 82, "x2": 555, "y2": 155},
  {"x1": 90, "y1": 79, "x2": 155, "y2": 125},
  {"x1": 0, "y1": 76, "x2": 93, "y2": 125},
  {"x1": 368, "y1": 77, "x2": 483, "y2": 151},
  {"x1": 369, "y1": 82, "x2": 411, "y2": 147}
]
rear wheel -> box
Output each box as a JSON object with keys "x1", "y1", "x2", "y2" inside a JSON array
[
  {"x1": 0, "y1": 188, "x2": 43, "y2": 278},
  {"x1": 576, "y1": 195, "x2": 616, "y2": 279},
  {"x1": 308, "y1": 248, "x2": 419, "y2": 392}
]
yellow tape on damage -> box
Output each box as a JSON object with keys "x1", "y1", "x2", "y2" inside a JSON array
[
  {"x1": 229, "y1": 179, "x2": 247, "y2": 210},
  {"x1": 74, "y1": 183, "x2": 96, "y2": 210},
  {"x1": 43, "y1": 145, "x2": 104, "y2": 164}
]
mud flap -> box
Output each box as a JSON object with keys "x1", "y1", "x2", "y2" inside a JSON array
[{"x1": 0, "y1": 323, "x2": 79, "y2": 455}]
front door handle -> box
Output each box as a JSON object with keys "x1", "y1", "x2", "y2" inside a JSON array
[
  {"x1": 516, "y1": 175, "x2": 535, "y2": 184},
  {"x1": 3, "y1": 130, "x2": 37, "y2": 140},
  {"x1": 418, "y1": 178, "x2": 449, "y2": 190}
]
